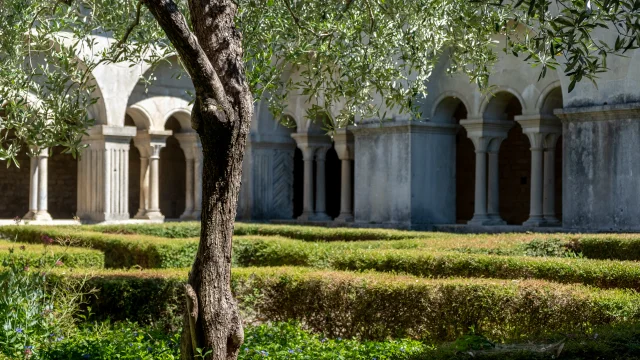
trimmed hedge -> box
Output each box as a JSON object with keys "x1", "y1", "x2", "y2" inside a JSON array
[
  {"x1": 0, "y1": 240, "x2": 104, "y2": 268},
  {"x1": 234, "y1": 237, "x2": 640, "y2": 291},
  {"x1": 62, "y1": 267, "x2": 640, "y2": 342},
  {"x1": 0, "y1": 226, "x2": 197, "y2": 268},
  {"x1": 90, "y1": 222, "x2": 436, "y2": 241}
]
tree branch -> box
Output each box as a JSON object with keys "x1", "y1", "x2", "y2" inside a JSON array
[
  {"x1": 113, "y1": 0, "x2": 143, "y2": 61},
  {"x1": 142, "y1": 0, "x2": 236, "y2": 123}
]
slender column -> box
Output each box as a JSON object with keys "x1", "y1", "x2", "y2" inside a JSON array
[
  {"x1": 523, "y1": 132, "x2": 546, "y2": 226},
  {"x1": 134, "y1": 157, "x2": 150, "y2": 218},
  {"x1": 145, "y1": 144, "x2": 164, "y2": 220},
  {"x1": 336, "y1": 159, "x2": 354, "y2": 222},
  {"x1": 486, "y1": 137, "x2": 506, "y2": 225},
  {"x1": 180, "y1": 158, "x2": 195, "y2": 219},
  {"x1": 312, "y1": 147, "x2": 331, "y2": 221},
  {"x1": 23, "y1": 154, "x2": 39, "y2": 220},
  {"x1": 298, "y1": 147, "x2": 316, "y2": 220},
  {"x1": 34, "y1": 148, "x2": 52, "y2": 221},
  {"x1": 192, "y1": 142, "x2": 203, "y2": 220},
  {"x1": 543, "y1": 134, "x2": 561, "y2": 225},
  {"x1": 468, "y1": 148, "x2": 489, "y2": 225}
]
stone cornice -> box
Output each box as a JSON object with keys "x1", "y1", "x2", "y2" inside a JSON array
[
  {"x1": 85, "y1": 125, "x2": 137, "y2": 143},
  {"x1": 554, "y1": 102, "x2": 640, "y2": 123},
  {"x1": 349, "y1": 120, "x2": 458, "y2": 136}
]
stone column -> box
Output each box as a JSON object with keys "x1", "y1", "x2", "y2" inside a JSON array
[
  {"x1": 134, "y1": 156, "x2": 149, "y2": 218},
  {"x1": 312, "y1": 146, "x2": 331, "y2": 221},
  {"x1": 486, "y1": 138, "x2": 506, "y2": 225},
  {"x1": 77, "y1": 125, "x2": 137, "y2": 222},
  {"x1": 175, "y1": 132, "x2": 200, "y2": 220},
  {"x1": 34, "y1": 148, "x2": 52, "y2": 221},
  {"x1": 192, "y1": 141, "x2": 203, "y2": 220},
  {"x1": 132, "y1": 129, "x2": 171, "y2": 220},
  {"x1": 517, "y1": 114, "x2": 562, "y2": 227},
  {"x1": 23, "y1": 153, "x2": 39, "y2": 220},
  {"x1": 468, "y1": 145, "x2": 489, "y2": 225},
  {"x1": 543, "y1": 134, "x2": 561, "y2": 225},
  {"x1": 334, "y1": 129, "x2": 354, "y2": 222},
  {"x1": 146, "y1": 144, "x2": 163, "y2": 219},
  {"x1": 299, "y1": 146, "x2": 316, "y2": 220}
]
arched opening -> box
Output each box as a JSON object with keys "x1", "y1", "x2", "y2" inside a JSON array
[
  {"x1": 160, "y1": 117, "x2": 186, "y2": 219},
  {"x1": 325, "y1": 146, "x2": 341, "y2": 219},
  {"x1": 48, "y1": 146, "x2": 77, "y2": 219},
  {"x1": 484, "y1": 92, "x2": 529, "y2": 225},
  {"x1": 292, "y1": 148, "x2": 304, "y2": 218},
  {"x1": 432, "y1": 97, "x2": 473, "y2": 223}
]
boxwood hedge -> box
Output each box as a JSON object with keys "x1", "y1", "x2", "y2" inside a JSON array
[
  {"x1": 0, "y1": 240, "x2": 104, "y2": 268},
  {"x1": 61, "y1": 267, "x2": 640, "y2": 342}
]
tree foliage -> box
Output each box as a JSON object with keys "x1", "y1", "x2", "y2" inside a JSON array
[{"x1": 0, "y1": 0, "x2": 637, "y2": 163}]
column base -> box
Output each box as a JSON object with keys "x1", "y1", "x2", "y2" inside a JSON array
[
  {"x1": 297, "y1": 212, "x2": 315, "y2": 221},
  {"x1": 190, "y1": 210, "x2": 202, "y2": 221},
  {"x1": 334, "y1": 213, "x2": 354, "y2": 223},
  {"x1": 311, "y1": 212, "x2": 332, "y2": 221},
  {"x1": 23, "y1": 210, "x2": 38, "y2": 220},
  {"x1": 133, "y1": 209, "x2": 148, "y2": 219},
  {"x1": 543, "y1": 216, "x2": 562, "y2": 226},
  {"x1": 179, "y1": 211, "x2": 196, "y2": 221},
  {"x1": 33, "y1": 211, "x2": 53, "y2": 221},
  {"x1": 485, "y1": 215, "x2": 506, "y2": 226},
  {"x1": 137, "y1": 210, "x2": 165, "y2": 221},
  {"x1": 523, "y1": 216, "x2": 547, "y2": 227},
  {"x1": 467, "y1": 214, "x2": 490, "y2": 226}
]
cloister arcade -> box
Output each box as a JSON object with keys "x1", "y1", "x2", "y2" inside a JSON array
[{"x1": 5, "y1": 30, "x2": 640, "y2": 232}]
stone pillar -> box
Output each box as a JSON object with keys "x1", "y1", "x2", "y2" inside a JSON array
[
  {"x1": 132, "y1": 129, "x2": 171, "y2": 220},
  {"x1": 462, "y1": 118, "x2": 512, "y2": 226},
  {"x1": 516, "y1": 114, "x2": 562, "y2": 227},
  {"x1": 299, "y1": 146, "x2": 316, "y2": 220},
  {"x1": 312, "y1": 146, "x2": 331, "y2": 221},
  {"x1": 334, "y1": 129, "x2": 354, "y2": 222},
  {"x1": 192, "y1": 141, "x2": 203, "y2": 220},
  {"x1": 77, "y1": 125, "x2": 137, "y2": 222},
  {"x1": 23, "y1": 154, "x2": 39, "y2": 220},
  {"x1": 35, "y1": 148, "x2": 52, "y2": 221},
  {"x1": 175, "y1": 133, "x2": 200, "y2": 220},
  {"x1": 468, "y1": 145, "x2": 489, "y2": 225},
  {"x1": 543, "y1": 133, "x2": 561, "y2": 225},
  {"x1": 134, "y1": 157, "x2": 149, "y2": 218}
]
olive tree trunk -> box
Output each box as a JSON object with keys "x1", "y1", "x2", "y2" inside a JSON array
[{"x1": 143, "y1": 0, "x2": 252, "y2": 358}]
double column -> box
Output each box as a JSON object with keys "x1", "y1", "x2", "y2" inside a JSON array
[
  {"x1": 461, "y1": 118, "x2": 512, "y2": 226},
  {"x1": 291, "y1": 133, "x2": 332, "y2": 221},
  {"x1": 133, "y1": 129, "x2": 172, "y2": 221},
  {"x1": 516, "y1": 114, "x2": 562, "y2": 227},
  {"x1": 175, "y1": 132, "x2": 203, "y2": 220},
  {"x1": 23, "y1": 148, "x2": 52, "y2": 221},
  {"x1": 334, "y1": 128, "x2": 354, "y2": 222}
]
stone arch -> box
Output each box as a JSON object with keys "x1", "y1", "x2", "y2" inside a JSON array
[
  {"x1": 125, "y1": 105, "x2": 153, "y2": 130},
  {"x1": 430, "y1": 92, "x2": 471, "y2": 124},
  {"x1": 163, "y1": 109, "x2": 193, "y2": 132},
  {"x1": 481, "y1": 89, "x2": 527, "y2": 120}
]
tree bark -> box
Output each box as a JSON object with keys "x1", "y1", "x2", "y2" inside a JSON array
[{"x1": 142, "y1": 0, "x2": 252, "y2": 358}]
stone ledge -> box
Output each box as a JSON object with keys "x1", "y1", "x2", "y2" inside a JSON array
[
  {"x1": 349, "y1": 120, "x2": 458, "y2": 136},
  {"x1": 555, "y1": 102, "x2": 640, "y2": 123}
]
